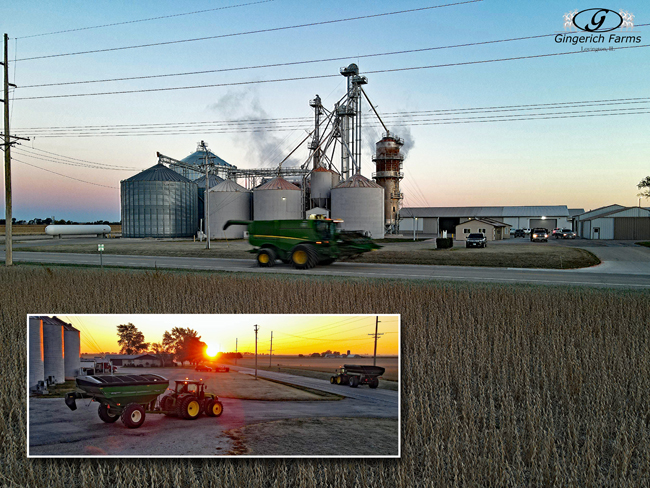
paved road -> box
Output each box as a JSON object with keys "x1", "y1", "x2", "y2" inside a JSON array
[
  {"x1": 4, "y1": 250, "x2": 650, "y2": 289},
  {"x1": 29, "y1": 369, "x2": 398, "y2": 457}
]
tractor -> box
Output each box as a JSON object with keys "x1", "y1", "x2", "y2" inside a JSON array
[{"x1": 159, "y1": 379, "x2": 224, "y2": 420}]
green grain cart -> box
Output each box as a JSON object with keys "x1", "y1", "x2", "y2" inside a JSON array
[{"x1": 223, "y1": 218, "x2": 381, "y2": 269}]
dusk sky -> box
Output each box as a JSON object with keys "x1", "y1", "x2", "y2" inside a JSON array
[
  {"x1": 55, "y1": 314, "x2": 399, "y2": 357},
  {"x1": 4, "y1": 1, "x2": 649, "y2": 221}
]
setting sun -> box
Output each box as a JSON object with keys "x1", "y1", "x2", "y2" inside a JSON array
[{"x1": 205, "y1": 344, "x2": 220, "y2": 357}]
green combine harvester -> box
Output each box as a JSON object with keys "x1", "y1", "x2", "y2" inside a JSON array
[
  {"x1": 65, "y1": 375, "x2": 223, "y2": 429},
  {"x1": 223, "y1": 218, "x2": 381, "y2": 269}
]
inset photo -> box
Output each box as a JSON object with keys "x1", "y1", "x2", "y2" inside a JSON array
[{"x1": 27, "y1": 314, "x2": 399, "y2": 458}]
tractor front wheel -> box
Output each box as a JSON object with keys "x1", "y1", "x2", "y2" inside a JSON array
[
  {"x1": 205, "y1": 399, "x2": 224, "y2": 417},
  {"x1": 330, "y1": 376, "x2": 336, "y2": 384},
  {"x1": 257, "y1": 248, "x2": 276, "y2": 267},
  {"x1": 98, "y1": 403, "x2": 119, "y2": 423},
  {"x1": 121, "y1": 403, "x2": 146, "y2": 429},
  {"x1": 179, "y1": 396, "x2": 201, "y2": 420},
  {"x1": 291, "y1": 244, "x2": 318, "y2": 269}
]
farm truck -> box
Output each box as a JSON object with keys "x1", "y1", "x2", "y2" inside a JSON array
[{"x1": 330, "y1": 364, "x2": 385, "y2": 389}]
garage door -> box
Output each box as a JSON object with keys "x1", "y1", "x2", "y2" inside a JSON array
[
  {"x1": 529, "y1": 219, "x2": 556, "y2": 232},
  {"x1": 614, "y1": 218, "x2": 650, "y2": 239}
]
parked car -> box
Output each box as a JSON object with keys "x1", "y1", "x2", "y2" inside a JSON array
[
  {"x1": 466, "y1": 233, "x2": 487, "y2": 248},
  {"x1": 522, "y1": 228, "x2": 531, "y2": 234},
  {"x1": 214, "y1": 365, "x2": 230, "y2": 373},
  {"x1": 551, "y1": 227, "x2": 562, "y2": 238},
  {"x1": 531, "y1": 228, "x2": 549, "y2": 242},
  {"x1": 560, "y1": 229, "x2": 576, "y2": 239},
  {"x1": 513, "y1": 229, "x2": 526, "y2": 238},
  {"x1": 195, "y1": 365, "x2": 212, "y2": 372}
]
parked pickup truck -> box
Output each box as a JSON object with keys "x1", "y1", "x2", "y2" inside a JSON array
[
  {"x1": 465, "y1": 233, "x2": 487, "y2": 248},
  {"x1": 531, "y1": 228, "x2": 549, "y2": 242}
]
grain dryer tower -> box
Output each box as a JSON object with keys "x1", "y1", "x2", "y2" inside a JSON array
[{"x1": 372, "y1": 134, "x2": 404, "y2": 233}]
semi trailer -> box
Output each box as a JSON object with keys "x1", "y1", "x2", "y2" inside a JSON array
[{"x1": 330, "y1": 364, "x2": 385, "y2": 389}]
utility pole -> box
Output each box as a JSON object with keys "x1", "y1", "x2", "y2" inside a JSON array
[
  {"x1": 201, "y1": 140, "x2": 211, "y2": 249},
  {"x1": 269, "y1": 331, "x2": 273, "y2": 367},
  {"x1": 254, "y1": 324, "x2": 259, "y2": 380},
  {"x1": 235, "y1": 338, "x2": 238, "y2": 366},
  {"x1": 2, "y1": 33, "x2": 28, "y2": 267},
  {"x1": 368, "y1": 316, "x2": 384, "y2": 366}
]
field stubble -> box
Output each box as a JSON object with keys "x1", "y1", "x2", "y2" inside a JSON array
[{"x1": 1, "y1": 266, "x2": 649, "y2": 486}]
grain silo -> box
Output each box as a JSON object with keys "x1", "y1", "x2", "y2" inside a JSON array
[
  {"x1": 331, "y1": 174, "x2": 385, "y2": 239},
  {"x1": 172, "y1": 143, "x2": 236, "y2": 181},
  {"x1": 28, "y1": 316, "x2": 45, "y2": 391},
  {"x1": 52, "y1": 317, "x2": 81, "y2": 380},
  {"x1": 121, "y1": 163, "x2": 198, "y2": 238},
  {"x1": 195, "y1": 174, "x2": 224, "y2": 230},
  {"x1": 310, "y1": 167, "x2": 334, "y2": 209},
  {"x1": 42, "y1": 316, "x2": 65, "y2": 384},
  {"x1": 208, "y1": 179, "x2": 252, "y2": 239},
  {"x1": 253, "y1": 177, "x2": 302, "y2": 220}
]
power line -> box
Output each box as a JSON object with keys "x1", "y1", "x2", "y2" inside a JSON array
[
  {"x1": 13, "y1": 147, "x2": 139, "y2": 170},
  {"x1": 17, "y1": 31, "x2": 579, "y2": 89},
  {"x1": 15, "y1": 1, "x2": 483, "y2": 62},
  {"x1": 18, "y1": 0, "x2": 276, "y2": 39},
  {"x1": 12, "y1": 157, "x2": 118, "y2": 189},
  {"x1": 13, "y1": 44, "x2": 650, "y2": 100}
]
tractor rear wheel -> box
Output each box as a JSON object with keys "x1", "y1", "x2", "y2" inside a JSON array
[
  {"x1": 98, "y1": 403, "x2": 119, "y2": 423},
  {"x1": 179, "y1": 396, "x2": 201, "y2": 420},
  {"x1": 336, "y1": 376, "x2": 342, "y2": 385},
  {"x1": 291, "y1": 244, "x2": 318, "y2": 269},
  {"x1": 121, "y1": 403, "x2": 146, "y2": 429},
  {"x1": 205, "y1": 399, "x2": 224, "y2": 417},
  {"x1": 257, "y1": 248, "x2": 276, "y2": 267},
  {"x1": 330, "y1": 376, "x2": 336, "y2": 384}
]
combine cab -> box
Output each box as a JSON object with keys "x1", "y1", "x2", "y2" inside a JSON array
[
  {"x1": 65, "y1": 375, "x2": 223, "y2": 429},
  {"x1": 223, "y1": 218, "x2": 380, "y2": 269},
  {"x1": 330, "y1": 364, "x2": 385, "y2": 389}
]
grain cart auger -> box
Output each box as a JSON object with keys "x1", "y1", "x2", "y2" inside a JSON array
[
  {"x1": 223, "y1": 219, "x2": 381, "y2": 269},
  {"x1": 65, "y1": 376, "x2": 223, "y2": 429},
  {"x1": 330, "y1": 364, "x2": 385, "y2": 389}
]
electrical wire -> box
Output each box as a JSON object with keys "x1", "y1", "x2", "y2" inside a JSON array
[
  {"x1": 18, "y1": 1, "x2": 276, "y2": 39},
  {"x1": 12, "y1": 157, "x2": 118, "y2": 189},
  {"x1": 13, "y1": 44, "x2": 650, "y2": 100},
  {"x1": 13, "y1": 147, "x2": 139, "y2": 170},
  {"x1": 15, "y1": 1, "x2": 483, "y2": 62}
]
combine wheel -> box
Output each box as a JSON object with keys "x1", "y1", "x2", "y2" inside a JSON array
[
  {"x1": 179, "y1": 396, "x2": 201, "y2": 420},
  {"x1": 121, "y1": 403, "x2": 146, "y2": 429},
  {"x1": 256, "y1": 248, "x2": 276, "y2": 267},
  {"x1": 291, "y1": 244, "x2": 318, "y2": 269},
  {"x1": 205, "y1": 399, "x2": 224, "y2": 417},
  {"x1": 349, "y1": 376, "x2": 359, "y2": 388},
  {"x1": 98, "y1": 403, "x2": 119, "y2": 423},
  {"x1": 369, "y1": 378, "x2": 379, "y2": 389}
]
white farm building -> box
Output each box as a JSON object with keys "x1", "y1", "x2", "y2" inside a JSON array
[
  {"x1": 400, "y1": 206, "x2": 571, "y2": 237},
  {"x1": 574, "y1": 205, "x2": 650, "y2": 240}
]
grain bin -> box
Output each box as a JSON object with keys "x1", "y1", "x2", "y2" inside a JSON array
[
  {"x1": 331, "y1": 174, "x2": 385, "y2": 239},
  {"x1": 121, "y1": 163, "x2": 198, "y2": 238},
  {"x1": 310, "y1": 167, "x2": 334, "y2": 209},
  {"x1": 28, "y1": 316, "x2": 45, "y2": 391},
  {"x1": 253, "y1": 177, "x2": 302, "y2": 221},
  {"x1": 208, "y1": 179, "x2": 252, "y2": 238},
  {"x1": 174, "y1": 146, "x2": 235, "y2": 181},
  {"x1": 42, "y1": 316, "x2": 65, "y2": 384},
  {"x1": 58, "y1": 318, "x2": 81, "y2": 380},
  {"x1": 195, "y1": 174, "x2": 224, "y2": 230}
]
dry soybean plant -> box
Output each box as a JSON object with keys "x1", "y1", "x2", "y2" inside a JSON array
[{"x1": 1, "y1": 266, "x2": 648, "y2": 487}]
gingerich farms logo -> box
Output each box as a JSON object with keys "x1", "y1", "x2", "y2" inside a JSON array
[{"x1": 556, "y1": 8, "x2": 640, "y2": 48}]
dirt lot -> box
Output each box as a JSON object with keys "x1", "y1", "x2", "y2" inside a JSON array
[
  {"x1": 231, "y1": 356, "x2": 399, "y2": 384},
  {"x1": 12, "y1": 236, "x2": 599, "y2": 269},
  {"x1": 115, "y1": 366, "x2": 337, "y2": 401},
  {"x1": 225, "y1": 417, "x2": 399, "y2": 456}
]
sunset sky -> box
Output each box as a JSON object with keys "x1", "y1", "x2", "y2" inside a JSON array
[
  {"x1": 57, "y1": 314, "x2": 399, "y2": 357},
  {"x1": 4, "y1": 1, "x2": 650, "y2": 221}
]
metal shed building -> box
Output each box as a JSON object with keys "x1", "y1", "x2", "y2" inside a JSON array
[{"x1": 575, "y1": 206, "x2": 650, "y2": 239}]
